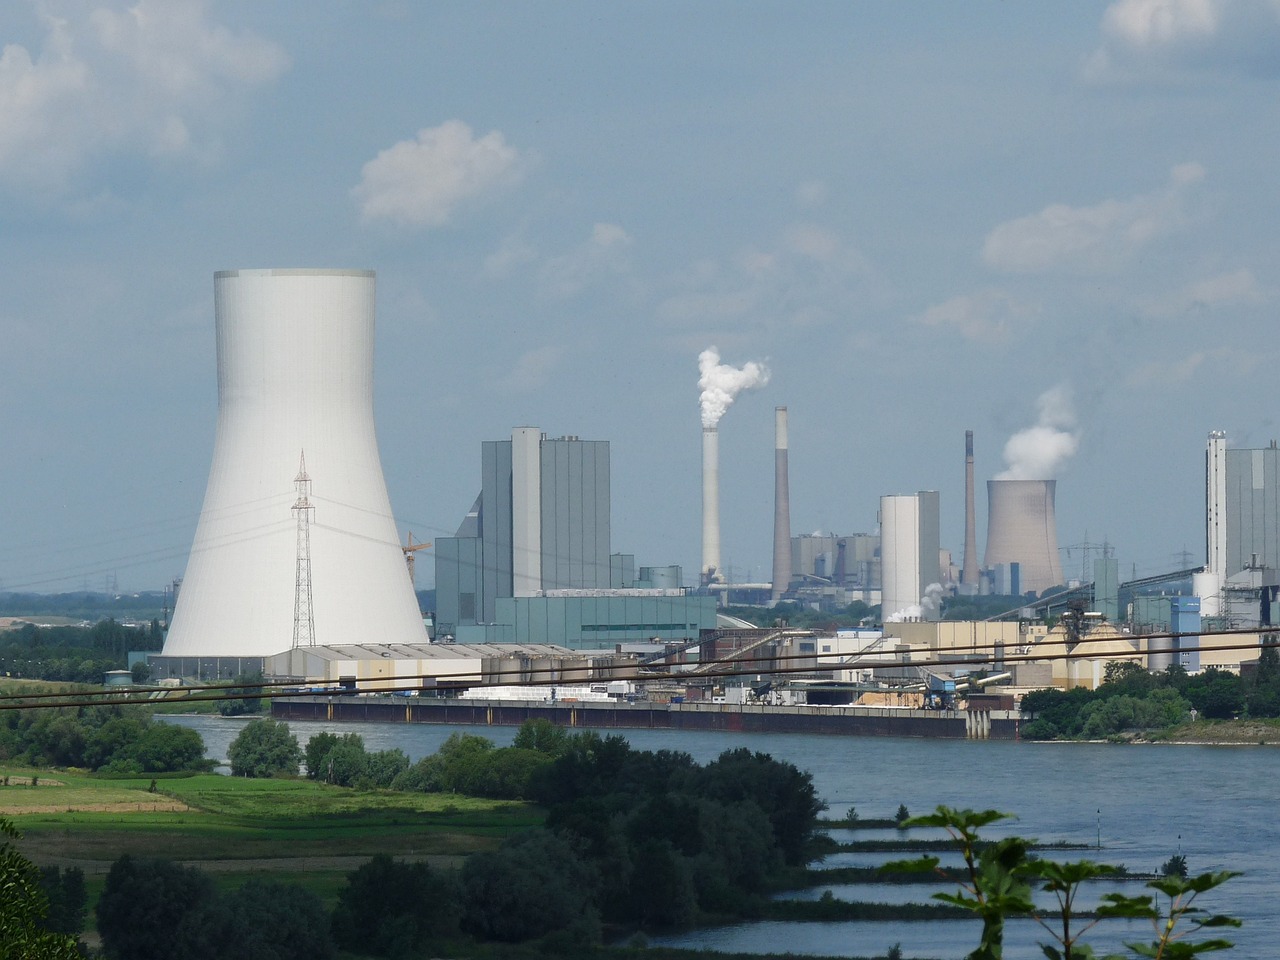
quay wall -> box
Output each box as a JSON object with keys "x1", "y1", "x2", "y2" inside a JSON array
[{"x1": 272, "y1": 696, "x2": 1020, "y2": 740}]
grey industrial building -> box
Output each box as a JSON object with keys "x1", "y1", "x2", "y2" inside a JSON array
[
  {"x1": 435, "y1": 427, "x2": 717, "y2": 648},
  {"x1": 1224, "y1": 441, "x2": 1280, "y2": 577}
]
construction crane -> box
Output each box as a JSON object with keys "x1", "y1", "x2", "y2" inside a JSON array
[{"x1": 402, "y1": 532, "x2": 432, "y2": 589}]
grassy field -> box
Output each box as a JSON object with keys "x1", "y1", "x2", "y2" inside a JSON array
[{"x1": 0, "y1": 763, "x2": 543, "y2": 941}]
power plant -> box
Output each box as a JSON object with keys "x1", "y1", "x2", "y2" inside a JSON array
[
  {"x1": 960, "y1": 430, "x2": 979, "y2": 593},
  {"x1": 162, "y1": 269, "x2": 428, "y2": 659}
]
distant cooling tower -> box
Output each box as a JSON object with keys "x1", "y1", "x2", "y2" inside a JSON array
[
  {"x1": 163, "y1": 269, "x2": 428, "y2": 657},
  {"x1": 983, "y1": 479, "x2": 1063, "y2": 596}
]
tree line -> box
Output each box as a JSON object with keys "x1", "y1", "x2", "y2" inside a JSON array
[
  {"x1": 0, "y1": 619, "x2": 162, "y2": 683},
  {"x1": 1020, "y1": 649, "x2": 1280, "y2": 739},
  {"x1": 0, "y1": 703, "x2": 209, "y2": 773}
]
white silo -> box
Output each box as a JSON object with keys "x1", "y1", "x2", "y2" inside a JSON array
[
  {"x1": 163, "y1": 269, "x2": 428, "y2": 657},
  {"x1": 880, "y1": 491, "x2": 941, "y2": 622},
  {"x1": 983, "y1": 479, "x2": 1063, "y2": 596}
]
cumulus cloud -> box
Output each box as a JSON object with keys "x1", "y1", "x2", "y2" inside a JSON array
[
  {"x1": 0, "y1": 0, "x2": 287, "y2": 194},
  {"x1": 911, "y1": 289, "x2": 1037, "y2": 342},
  {"x1": 1087, "y1": 0, "x2": 1280, "y2": 78},
  {"x1": 1139, "y1": 267, "x2": 1268, "y2": 317},
  {"x1": 982, "y1": 163, "x2": 1203, "y2": 273},
  {"x1": 537, "y1": 222, "x2": 633, "y2": 297},
  {"x1": 353, "y1": 120, "x2": 522, "y2": 227},
  {"x1": 657, "y1": 222, "x2": 873, "y2": 333}
]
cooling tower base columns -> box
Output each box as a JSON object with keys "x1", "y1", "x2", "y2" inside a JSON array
[{"x1": 163, "y1": 269, "x2": 428, "y2": 658}]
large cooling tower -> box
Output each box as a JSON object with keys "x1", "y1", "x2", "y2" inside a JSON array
[
  {"x1": 701, "y1": 425, "x2": 721, "y2": 583},
  {"x1": 770, "y1": 407, "x2": 791, "y2": 603},
  {"x1": 983, "y1": 479, "x2": 1063, "y2": 596},
  {"x1": 163, "y1": 269, "x2": 428, "y2": 657}
]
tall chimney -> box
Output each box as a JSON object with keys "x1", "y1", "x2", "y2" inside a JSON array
[
  {"x1": 701, "y1": 425, "x2": 721, "y2": 583},
  {"x1": 771, "y1": 406, "x2": 791, "y2": 603},
  {"x1": 961, "y1": 430, "x2": 979, "y2": 588},
  {"x1": 1194, "y1": 430, "x2": 1228, "y2": 617}
]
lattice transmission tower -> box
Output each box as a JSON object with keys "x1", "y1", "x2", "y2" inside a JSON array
[{"x1": 292, "y1": 450, "x2": 316, "y2": 648}]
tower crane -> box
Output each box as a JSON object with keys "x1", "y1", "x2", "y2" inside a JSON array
[{"x1": 402, "y1": 532, "x2": 432, "y2": 589}]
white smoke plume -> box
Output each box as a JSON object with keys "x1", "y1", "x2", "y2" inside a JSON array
[
  {"x1": 698, "y1": 347, "x2": 769, "y2": 427},
  {"x1": 995, "y1": 384, "x2": 1079, "y2": 480},
  {"x1": 885, "y1": 583, "x2": 944, "y2": 623}
]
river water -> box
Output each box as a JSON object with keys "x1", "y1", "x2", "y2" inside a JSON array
[{"x1": 163, "y1": 715, "x2": 1279, "y2": 959}]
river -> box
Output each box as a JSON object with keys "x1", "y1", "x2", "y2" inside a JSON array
[{"x1": 162, "y1": 714, "x2": 1279, "y2": 959}]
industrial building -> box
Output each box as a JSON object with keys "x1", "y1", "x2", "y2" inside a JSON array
[
  {"x1": 879, "y1": 491, "x2": 941, "y2": 621},
  {"x1": 161, "y1": 269, "x2": 427, "y2": 661},
  {"x1": 434, "y1": 427, "x2": 717, "y2": 648}
]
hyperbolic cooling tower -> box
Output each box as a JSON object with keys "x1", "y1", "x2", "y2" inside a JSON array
[
  {"x1": 983, "y1": 479, "x2": 1063, "y2": 596},
  {"x1": 770, "y1": 407, "x2": 791, "y2": 603},
  {"x1": 162, "y1": 269, "x2": 428, "y2": 657}
]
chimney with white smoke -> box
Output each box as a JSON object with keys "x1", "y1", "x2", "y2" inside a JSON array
[
  {"x1": 984, "y1": 385, "x2": 1077, "y2": 595},
  {"x1": 698, "y1": 347, "x2": 769, "y2": 584}
]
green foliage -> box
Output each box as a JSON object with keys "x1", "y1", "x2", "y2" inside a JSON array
[
  {"x1": 227, "y1": 719, "x2": 301, "y2": 778},
  {"x1": 392, "y1": 731, "x2": 551, "y2": 799},
  {"x1": 0, "y1": 818, "x2": 81, "y2": 959},
  {"x1": 461, "y1": 830, "x2": 600, "y2": 944},
  {"x1": 38, "y1": 865, "x2": 87, "y2": 937},
  {"x1": 0, "y1": 616, "x2": 162, "y2": 682},
  {"x1": 895, "y1": 803, "x2": 911, "y2": 827},
  {"x1": 1162, "y1": 853, "x2": 1189, "y2": 879},
  {"x1": 216, "y1": 672, "x2": 265, "y2": 717},
  {"x1": 886, "y1": 805, "x2": 1240, "y2": 960},
  {"x1": 332, "y1": 854, "x2": 458, "y2": 958},
  {"x1": 221, "y1": 879, "x2": 335, "y2": 960},
  {"x1": 511, "y1": 716, "x2": 572, "y2": 756},
  {"x1": 0, "y1": 705, "x2": 209, "y2": 773},
  {"x1": 97, "y1": 855, "x2": 221, "y2": 960}
]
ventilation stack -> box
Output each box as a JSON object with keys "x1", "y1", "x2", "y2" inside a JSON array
[
  {"x1": 960, "y1": 430, "x2": 979, "y2": 592},
  {"x1": 701, "y1": 424, "x2": 721, "y2": 583},
  {"x1": 1193, "y1": 430, "x2": 1228, "y2": 617},
  {"x1": 163, "y1": 269, "x2": 428, "y2": 657},
  {"x1": 983, "y1": 479, "x2": 1063, "y2": 596},
  {"x1": 770, "y1": 407, "x2": 792, "y2": 603}
]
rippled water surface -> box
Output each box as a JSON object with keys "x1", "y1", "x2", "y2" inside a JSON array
[{"x1": 164, "y1": 715, "x2": 1278, "y2": 959}]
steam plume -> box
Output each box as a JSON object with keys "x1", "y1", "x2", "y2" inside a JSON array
[
  {"x1": 698, "y1": 347, "x2": 769, "y2": 427},
  {"x1": 996, "y1": 384, "x2": 1079, "y2": 480}
]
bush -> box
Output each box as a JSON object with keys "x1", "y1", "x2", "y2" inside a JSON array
[{"x1": 332, "y1": 855, "x2": 459, "y2": 958}]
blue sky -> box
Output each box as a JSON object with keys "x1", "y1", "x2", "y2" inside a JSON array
[{"x1": 3, "y1": 0, "x2": 1279, "y2": 594}]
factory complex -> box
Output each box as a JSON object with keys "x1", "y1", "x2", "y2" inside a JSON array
[{"x1": 148, "y1": 268, "x2": 1280, "y2": 732}]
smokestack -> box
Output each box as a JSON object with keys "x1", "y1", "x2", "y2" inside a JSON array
[
  {"x1": 1194, "y1": 430, "x2": 1228, "y2": 617},
  {"x1": 961, "y1": 430, "x2": 979, "y2": 588},
  {"x1": 164, "y1": 269, "x2": 428, "y2": 657},
  {"x1": 771, "y1": 406, "x2": 791, "y2": 603},
  {"x1": 983, "y1": 479, "x2": 1063, "y2": 596},
  {"x1": 702, "y1": 425, "x2": 720, "y2": 583}
]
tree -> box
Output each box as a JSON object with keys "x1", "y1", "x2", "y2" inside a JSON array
[
  {"x1": 38, "y1": 865, "x2": 87, "y2": 937},
  {"x1": 96, "y1": 855, "x2": 221, "y2": 960},
  {"x1": 461, "y1": 831, "x2": 600, "y2": 945},
  {"x1": 332, "y1": 855, "x2": 459, "y2": 958},
  {"x1": 227, "y1": 719, "x2": 301, "y2": 778},
  {"x1": 221, "y1": 879, "x2": 335, "y2": 960},
  {"x1": 217, "y1": 672, "x2": 265, "y2": 717},
  {"x1": 512, "y1": 717, "x2": 571, "y2": 756},
  {"x1": 0, "y1": 818, "x2": 80, "y2": 959}
]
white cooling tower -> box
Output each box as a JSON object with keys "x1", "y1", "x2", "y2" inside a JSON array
[
  {"x1": 163, "y1": 269, "x2": 428, "y2": 657},
  {"x1": 983, "y1": 479, "x2": 1063, "y2": 596},
  {"x1": 702, "y1": 425, "x2": 721, "y2": 583}
]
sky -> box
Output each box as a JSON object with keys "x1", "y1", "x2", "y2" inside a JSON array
[{"x1": 3, "y1": 0, "x2": 1279, "y2": 595}]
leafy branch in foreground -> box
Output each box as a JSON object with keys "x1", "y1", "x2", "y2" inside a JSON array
[{"x1": 882, "y1": 805, "x2": 1240, "y2": 960}]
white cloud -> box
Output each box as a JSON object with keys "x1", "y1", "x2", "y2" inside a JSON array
[
  {"x1": 981, "y1": 163, "x2": 1203, "y2": 273},
  {"x1": 0, "y1": 1, "x2": 288, "y2": 194},
  {"x1": 498, "y1": 345, "x2": 564, "y2": 393},
  {"x1": 657, "y1": 222, "x2": 873, "y2": 333},
  {"x1": 537, "y1": 222, "x2": 633, "y2": 297},
  {"x1": 1126, "y1": 345, "x2": 1266, "y2": 385},
  {"x1": 911, "y1": 289, "x2": 1037, "y2": 342},
  {"x1": 353, "y1": 120, "x2": 522, "y2": 228},
  {"x1": 1139, "y1": 267, "x2": 1268, "y2": 317},
  {"x1": 1087, "y1": 0, "x2": 1280, "y2": 78}
]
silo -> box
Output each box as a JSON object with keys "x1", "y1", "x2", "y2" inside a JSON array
[
  {"x1": 983, "y1": 479, "x2": 1063, "y2": 596},
  {"x1": 163, "y1": 269, "x2": 428, "y2": 657}
]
